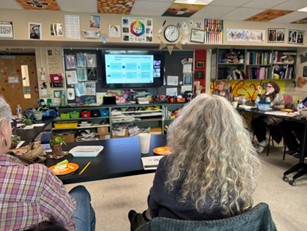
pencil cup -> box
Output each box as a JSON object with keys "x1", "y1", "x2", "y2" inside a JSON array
[{"x1": 138, "y1": 133, "x2": 151, "y2": 154}]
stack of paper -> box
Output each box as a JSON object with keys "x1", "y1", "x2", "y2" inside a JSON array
[{"x1": 141, "y1": 156, "x2": 164, "y2": 170}]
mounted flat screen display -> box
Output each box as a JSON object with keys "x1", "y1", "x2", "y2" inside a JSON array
[{"x1": 101, "y1": 50, "x2": 164, "y2": 88}]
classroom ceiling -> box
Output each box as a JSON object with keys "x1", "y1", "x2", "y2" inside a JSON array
[{"x1": 1, "y1": 0, "x2": 307, "y2": 24}]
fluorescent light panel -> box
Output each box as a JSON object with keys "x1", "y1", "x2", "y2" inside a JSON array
[{"x1": 298, "y1": 7, "x2": 307, "y2": 12}]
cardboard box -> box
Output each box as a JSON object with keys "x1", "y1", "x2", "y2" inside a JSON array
[
  {"x1": 97, "y1": 127, "x2": 109, "y2": 135},
  {"x1": 53, "y1": 133, "x2": 75, "y2": 143},
  {"x1": 112, "y1": 128, "x2": 128, "y2": 138}
]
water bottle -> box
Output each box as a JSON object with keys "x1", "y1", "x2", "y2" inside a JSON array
[
  {"x1": 297, "y1": 100, "x2": 303, "y2": 112},
  {"x1": 16, "y1": 104, "x2": 23, "y2": 120},
  {"x1": 60, "y1": 92, "x2": 66, "y2": 107}
]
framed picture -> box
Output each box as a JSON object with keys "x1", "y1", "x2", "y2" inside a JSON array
[
  {"x1": 190, "y1": 29, "x2": 205, "y2": 43},
  {"x1": 53, "y1": 90, "x2": 62, "y2": 98},
  {"x1": 195, "y1": 71, "x2": 204, "y2": 79},
  {"x1": 289, "y1": 29, "x2": 304, "y2": 44},
  {"x1": 0, "y1": 21, "x2": 14, "y2": 39},
  {"x1": 28, "y1": 22, "x2": 41, "y2": 40},
  {"x1": 196, "y1": 61, "x2": 205, "y2": 69},
  {"x1": 268, "y1": 28, "x2": 285, "y2": 42},
  {"x1": 65, "y1": 54, "x2": 76, "y2": 69}
]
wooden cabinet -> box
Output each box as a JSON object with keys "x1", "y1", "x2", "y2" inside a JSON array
[{"x1": 214, "y1": 48, "x2": 297, "y2": 81}]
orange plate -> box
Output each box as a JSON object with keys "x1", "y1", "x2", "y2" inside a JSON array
[
  {"x1": 49, "y1": 163, "x2": 79, "y2": 176},
  {"x1": 153, "y1": 146, "x2": 172, "y2": 155},
  {"x1": 11, "y1": 148, "x2": 28, "y2": 154}
]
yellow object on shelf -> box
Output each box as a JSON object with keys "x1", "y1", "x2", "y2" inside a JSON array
[{"x1": 54, "y1": 122, "x2": 78, "y2": 129}]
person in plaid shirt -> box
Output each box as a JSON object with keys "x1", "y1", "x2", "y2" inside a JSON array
[{"x1": 0, "y1": 96, "x2": 95, "y2": 231}]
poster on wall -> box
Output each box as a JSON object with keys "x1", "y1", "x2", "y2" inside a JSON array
[
  {"x1": 90, "y1": 15, "x2": 100, "y2": 28},
  {"x1": 0, "y1": 21, "x2": 14, "y2": 39},
  {"x1": 50, "y1": 23, "x2": 64, "y2": 36},
  {"x1": 29, "y1": 22, "x2": 41, "y2": 40},
  {"x1": 288, "y1": 29, "x2": 304, "y2": 44},
  {"x1": 122, "y1": 17, "x2": 153, "y2": 42},
  {"x1": 226, "y1": 29, "x2": 265, "y2": 42}
]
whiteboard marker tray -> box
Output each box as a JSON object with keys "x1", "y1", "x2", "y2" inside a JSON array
[{"x1": 69, "y1": 145, "x2": 104, "y2": 157}]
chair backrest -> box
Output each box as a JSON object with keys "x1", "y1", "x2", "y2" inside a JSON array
[{"x1": 136, "y1": 203, "x2": 277, "y2": 231}]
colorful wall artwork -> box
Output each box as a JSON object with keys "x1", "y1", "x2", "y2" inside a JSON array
[
  {"x1": 98, "y1": 0, "x2": 136, "y2": 14},
  {"x1": 210, "y1": 80, "x2": 286, "y2": 100},
  {"x1": 16, "y1": 0, "x2": 60, "y2": 10},
  {"x1": 245, "y1": 9, "x2": 293, "y2": 22},
  {"x1": 122, "y1": 17, "x2": 153, "y2": 42},
  {"x1": 162, "y1": 3, "x2": 205, "y2": 17},
  {"x1": 226, "y1": 29, "x2": 265, "y2": 42}
]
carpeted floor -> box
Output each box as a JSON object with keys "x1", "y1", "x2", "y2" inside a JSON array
[{"x1": 65, "y1": 145, "x2": 307, "y2": 231}]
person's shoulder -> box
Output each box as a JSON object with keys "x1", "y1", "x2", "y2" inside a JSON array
[{"x1": 25, "y1": 163, "x2": 55, "y2": 180}]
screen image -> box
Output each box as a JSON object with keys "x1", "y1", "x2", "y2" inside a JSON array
[
  {"x1": 105, "y1": 54, "x2": 154, "y2": 84},
  {"x1": 101, "y1": 50, "x2": 164, "y2": 88}
]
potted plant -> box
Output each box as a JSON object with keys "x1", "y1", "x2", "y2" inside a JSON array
[{"x1": 50, "y1": 136, "x2": 66, "y2": 158}]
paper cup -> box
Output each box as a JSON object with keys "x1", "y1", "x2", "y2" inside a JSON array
[
  {"x1": 232, "y1": 101, "x2": 238, "y2": 108},
  {"x1": 138, "y1": 133, "x2": 151, "y2": 154}
]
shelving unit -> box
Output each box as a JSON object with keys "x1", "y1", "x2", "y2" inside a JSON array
[
  {"x1": 214, "y1": 48, "x2": 297, "y2": 80},
  {"x1": 53, "y1": 103, "x2": 185, "y2": 142},
  {"x1": 53, "y1": 106, "x2": 111, "y2": 142}
]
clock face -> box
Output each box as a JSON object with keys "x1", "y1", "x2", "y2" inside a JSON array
[{"x1": 163, "y1": 25, "x2": 180, "y2": 43}]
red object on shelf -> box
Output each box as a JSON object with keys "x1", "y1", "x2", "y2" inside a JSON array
[{"x1": 81, "y1": 111, "x2": 91, "y2": 118}]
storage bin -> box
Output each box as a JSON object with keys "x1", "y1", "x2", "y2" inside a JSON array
[
  {"x1": 91, "y1": 110, "x2": 100, "y2": 117},
  {"x1": 54, "y1": 122, "x2": 78, "y2": 129},
  {"x1": 81, "y1": 111, "x2": 91, "y2": 118},
  {"x1": 70, "y1": 111, "x2": 80, "y2": 119},
  {"x1": 99, "y1": 109, "x2": 109, "y2": 117},
  {"x1": 60, "y1": 113, "x2": 70, "y2": 119}
]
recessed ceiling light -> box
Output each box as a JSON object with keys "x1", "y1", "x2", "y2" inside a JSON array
[
  {"x1": 298, "y1": 7, "x2": 307, "y2": 12},
  {"x1": 174, "y1": 0, "x2": 213, "y2": 5}
]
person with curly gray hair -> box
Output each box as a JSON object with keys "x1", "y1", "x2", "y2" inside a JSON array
[{"x1": 129, "y1": 94, "x2": 261, "y2": 230}]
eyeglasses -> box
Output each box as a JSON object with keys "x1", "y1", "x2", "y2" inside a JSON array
[{"x1": 266, "y1": 85, "x2": 273, "y2": 88}]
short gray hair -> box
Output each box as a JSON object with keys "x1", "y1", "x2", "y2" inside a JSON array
[{"x1": 0, "y1": 95, "x2": 12, "y2": 126}]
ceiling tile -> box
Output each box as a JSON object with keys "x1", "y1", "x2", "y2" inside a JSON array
[
  {"x1": 292, "y1": 17, "x2": 307, "y2": 24},
  {"x1": 242, "y1": 0, "x2": 288, "y2": 9},
  {"x1": 57, "y1": 0, "x2": 97, "y2": 13},
  {"x1": 192, "y1": 5, "x2": 236, "y2": 19},
  {"x1": 130, "y1": 1, "x2": 172, "y2": 16},
  {"x1": 245, "y1": 9, "x2": 293, "y2": 22},
  {"x1": 0, "y1": 0, "x2": 22, "y2": 10},
  {"x1": 162, "y1": 3, "x2": 205, "y2": 17},
  {"x1": 270, "y1": 11, "x2": 307, "y2": 23},
  {"x1": 98, "y1": 0, "x2": 136, "y2": 14},
  {"x1": 221, "y1": 7, "x2": 265, "y2": 21},
  {"x1": 272, "y1": 0, "x2": 307, "y2": 11},
  {"x1": 209, "y1": 0, "x2": 251, "y2": 7},
  {"x1": 16, "y1": 0, "x2": 60, "y2": 10}
]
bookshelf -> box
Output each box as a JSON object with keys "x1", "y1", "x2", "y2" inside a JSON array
[{"x1": 214, "y1": 48, "x2": 297, "y2": 81}]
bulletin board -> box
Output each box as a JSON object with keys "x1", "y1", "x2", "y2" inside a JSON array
[{"x1": 63, "y1": 49, "x2": 102, "y2": 104}]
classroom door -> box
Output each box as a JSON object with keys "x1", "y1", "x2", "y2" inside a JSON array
[{"x1": 0, "y1": 54, "x2": 39, "y2": 114}]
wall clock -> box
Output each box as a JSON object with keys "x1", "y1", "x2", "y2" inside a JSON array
[{"x1": 163, "y1": 25, "x2": 180, "y2": 43}]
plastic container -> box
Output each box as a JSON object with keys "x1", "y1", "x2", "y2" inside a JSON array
[
  {"x1": 99, "y1": 109, "x2": 109, "y2": 117},
  {"x1": 81, "y1": 111, "x2": 91, "y2": 118},
  {"x1": 60, "y1": 113, "x2": 70, "y2": 119},
  {"x1": 70, "y1": 111, "x2": 80, "y2": 119},
  {"x1": 257, "y1": 101, "x2": 271, "y2": 111},
  {"x1": 54, "y1": 122, "x2": 78, "y2": 129},
  {"x1": 16, "y1": 105, "x2": 23, "y2": 120}
]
